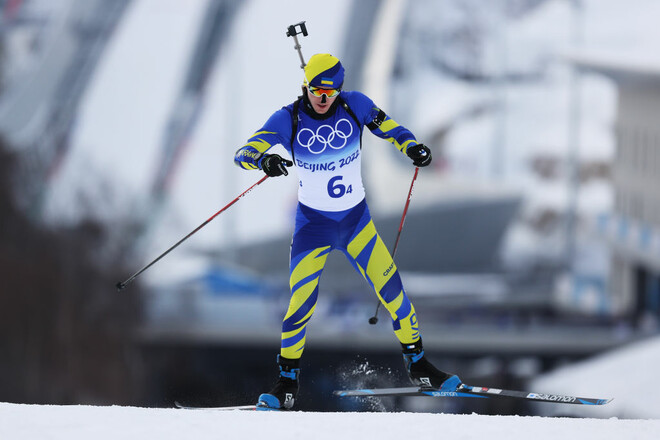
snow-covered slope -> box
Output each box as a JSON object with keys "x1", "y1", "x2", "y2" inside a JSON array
[
  {"x1": 6, "y1": 332, "x2": 660, "y2": 437},
  {"x1": 0, "y1": 403, "x2": 657, "y2": 440}
]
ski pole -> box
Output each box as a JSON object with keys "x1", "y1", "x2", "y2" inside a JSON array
[
  {"x1": 116, "y1": 175, "x2": 269, "y2": 291},
  {"x1": 368, "y1": 167, "x2": 419, "y2": 324},
  {"x1": 286, "y1": 21, "x2": 308, "y2": 69}
]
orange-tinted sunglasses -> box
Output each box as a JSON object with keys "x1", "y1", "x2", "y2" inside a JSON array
[{"x1": 308, "y1": 86, "x2": 341, "y2": 98}]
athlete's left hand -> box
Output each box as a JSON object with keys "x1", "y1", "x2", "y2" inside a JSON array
[{"x1": 406, "y1": 144, "x2": 432, "y2": 167}]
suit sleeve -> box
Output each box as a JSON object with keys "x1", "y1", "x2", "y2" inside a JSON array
[
  {"x1": 344, "y1": 91, "x2": 419, "y2": 154},
  {"x1": 234, "y1": 107, "x2": 293, "y2": 170}
]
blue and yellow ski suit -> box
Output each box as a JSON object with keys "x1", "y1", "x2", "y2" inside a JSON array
[{"x1": 235, "y1": 91, "x2": 422, "y2": 359}]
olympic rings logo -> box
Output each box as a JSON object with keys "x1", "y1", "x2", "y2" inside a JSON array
[{"x1": 296, "y1": 118, "x2": 354, "y2": 154}]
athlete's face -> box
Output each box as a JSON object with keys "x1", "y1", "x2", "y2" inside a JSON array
[{"x1": 306, "y1": 87, "x2": 339, "y2": 114}]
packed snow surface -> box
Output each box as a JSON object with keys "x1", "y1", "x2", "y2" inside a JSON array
[{"x1": 0, "y1": 403, "x2": 658, "y2": 440}]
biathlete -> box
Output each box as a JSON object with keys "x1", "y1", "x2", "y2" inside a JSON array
[{"x1": 234, "y1": 53, "x2": 461, "y2": 410}]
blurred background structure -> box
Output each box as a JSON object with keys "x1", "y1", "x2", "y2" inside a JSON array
[{"x1": 0, "y1": 0, "x2": 659, "y2": 416}]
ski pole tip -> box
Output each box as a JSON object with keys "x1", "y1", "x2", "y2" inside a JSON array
[{"x1": 116, "y1": 281, "x2": 126, "y2": 291}]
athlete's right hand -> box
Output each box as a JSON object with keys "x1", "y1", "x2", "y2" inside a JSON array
[{"x1": 260, "y1": 154, "x2": 293, "y2": 177}]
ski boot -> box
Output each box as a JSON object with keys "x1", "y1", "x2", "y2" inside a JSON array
[
  {"x1": 256, "y1": 355, "x2": 300, "y2": 410},
  {"x1": 402, "y1": 339, "x2": 462, "y2": 391}
]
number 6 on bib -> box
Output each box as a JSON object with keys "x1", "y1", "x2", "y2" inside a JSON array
[{"x1": 328, "y1": 175, "x2": 352, "y2": 198}]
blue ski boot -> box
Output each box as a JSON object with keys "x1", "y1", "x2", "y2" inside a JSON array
[
  {"x1": 256, "y1": 355, "x2": 299, "y2": 410},
  {"x1": 402, "y1": 339, "x2": 462, "y2": 391}
]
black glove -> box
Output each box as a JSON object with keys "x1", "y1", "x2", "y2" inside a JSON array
[
  {"x1": 260, "y1": 154, "x2": 293, "y2": 177},
  {"x1": 406, "y1": 144, "x2": 432, "y2": 167}
]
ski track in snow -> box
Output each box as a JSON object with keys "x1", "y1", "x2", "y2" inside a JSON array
[{"x1": 0, "y1": 402, "x2": 658, "y2": 440}]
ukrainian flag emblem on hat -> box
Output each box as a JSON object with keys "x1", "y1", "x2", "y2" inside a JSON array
[{"x1": 304, "y1": 53, "x2": 345, "y2": 88}]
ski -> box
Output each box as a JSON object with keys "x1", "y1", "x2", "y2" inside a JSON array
[
  {"x1": 334, "y1": 384, "x2": 612, "y2": 406},
  {"x1": 174, "y1": 401, "x2": 258, "y2": 411}
]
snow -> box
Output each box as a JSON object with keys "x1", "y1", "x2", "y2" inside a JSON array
[
  {"x1": 532, "y1": 335, "x2": 660, "y2": 420},
  {"x1": 4, "y1": 335, "x2": 660, "y2": 438},
  {"x1": 0, "y1": 403, "x2": 657, "y2": 440}
]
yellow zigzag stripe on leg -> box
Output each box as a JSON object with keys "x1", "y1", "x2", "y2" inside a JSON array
[
  {"x1": 347, "y1": 221, "x2": 396, "y2": 292},
  {"x1": 394, "y1": 303, "x2": 419, "y2": 342},
  {"x1": 282, "y1": 305, "x2": 316, "y2": 340},
  {"x1": 283, "y1": 279, "x2": 318, "y2": 322},
  {"x1": 365, "y1": 236, "x2": 396, "y2": 292},
  {"x1": 385, "y1": 291, "x2": 404, "y2": 319},
  {"x1": 281, "y1": 338, "x2": 306, "y2": 359},
  {"x1": 290, "y1": 246, "x2": 330, "y2": 288},
  {"x1": 280, "y1": 302, "x2": 316, "y2": 349},
  {"x1": 346, "y1": 221, "x2": 377, "y2": 256}
]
